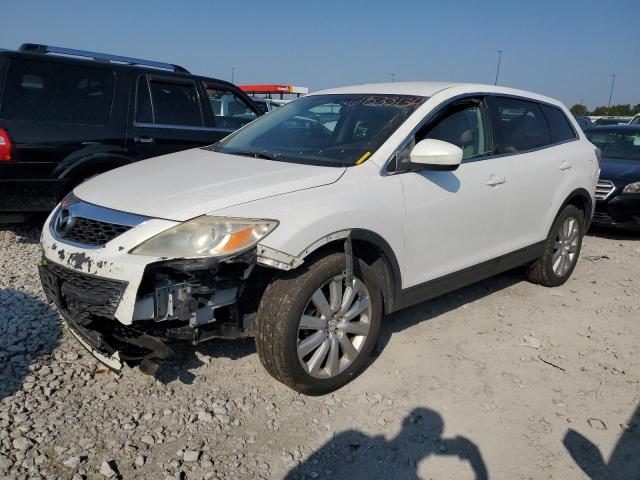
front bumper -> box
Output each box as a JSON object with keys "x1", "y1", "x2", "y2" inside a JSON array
[
  {"x1": 40, "y1": 206, "x2": 265, "y2": 369},
  {"x1": 592, "y1": 193, "x2": 640, "y2": 230}
]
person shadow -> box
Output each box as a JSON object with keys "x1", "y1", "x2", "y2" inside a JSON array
[
  {"x1": 563, "y1": 404, "x2": 640, "y2": 480},
  {"x1": 0, "y1": 288, "x2": 61, "y2": 401},
  {"x1": 285, "y1": 407, "x2": 488, "y2": 480}
]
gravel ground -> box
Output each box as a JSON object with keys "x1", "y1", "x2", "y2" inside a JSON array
[{"x1": 1, "y1": 224, "x2": 639, "y2": 480}]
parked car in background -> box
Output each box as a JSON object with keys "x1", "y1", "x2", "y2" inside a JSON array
[
  {"x1": 0, "y1": 43, "x2": 261, "y2": 219},
  {"x1": 585, "y1": 125, "x2": 640, "y2": 230},
  {"x1": 250, "y1": 97, "x2": 282, "y2": 115},
  {"x1": 39, "y1": 82, "x2": 598, "y2": 394},
  {"x1": 574, "y1": 116, "x2": 592, "y2": 130},
  {"x1": 592, "y1": 116, "x2": 633, "y2": 126},
  {"x1": 629, "y1": 113, "x2": 640, "y2": 125}
]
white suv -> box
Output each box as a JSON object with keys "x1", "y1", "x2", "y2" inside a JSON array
[{"x1": 39, "y1": 82, "x2": 599, "y2": 395}]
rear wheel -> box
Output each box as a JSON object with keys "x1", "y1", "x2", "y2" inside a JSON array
[
  {"x1": 526, "y1": 205, "x2": 585, "y2": 287},
  {"x1": 255, "y1": 252, "x2": 382, "y2": 395}
]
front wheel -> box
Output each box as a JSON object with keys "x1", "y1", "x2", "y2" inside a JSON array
[
  {"x1": 526, "y1": 205, "x2": 585, "y2": 287},
  {"x1": 255, "y1": 252, "x2": 382, "y2": 395}
]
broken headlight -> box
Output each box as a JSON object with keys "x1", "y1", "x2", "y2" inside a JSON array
[{"x1": 131, "y1": 216, "x2": 278, "y2": 258}]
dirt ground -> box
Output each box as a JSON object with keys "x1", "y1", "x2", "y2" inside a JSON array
[{"x1": 1, "y1": 225, "x2": 639, "y2": 480}]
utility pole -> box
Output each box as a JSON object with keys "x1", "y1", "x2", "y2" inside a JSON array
[
  {"x1": 390, "y1": 73, "x2": 396, "y2": 83},
  {"x1": 231, "y1": 67, "x2": 235, "y2": 84},
  {"x1": 494, "y1": 50, "x2": 502, "y2": 86},
  {"x1": 608, "y1": 73, "x2": 616, "y2": 109}
]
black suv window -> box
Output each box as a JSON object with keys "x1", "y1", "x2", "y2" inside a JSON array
[
  {"x1": 147, "y1": 77, "x2": 203, "y2": 127},
  {"x1": 493, "y1": 97, "x2": 551, "y2": 153},
  {"x1": 541, "y1": 104, "x2": 577, "y2": 143},
  {"x1": 1, "y1": 58, "x2": 115, "y2": 125},
  {"x1": 204, "y1": 83, "x2": 257, "y2": 130},
  {"x1": 418, "y1": 98, "x2": 492, "y2": 160}
]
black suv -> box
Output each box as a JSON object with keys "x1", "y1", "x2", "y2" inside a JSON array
[{"x1": 0, "y1": 44, "x2": 261, "y2": 218}]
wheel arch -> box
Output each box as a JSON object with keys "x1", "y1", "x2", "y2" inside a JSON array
[
  {"x1": 53, "y1": 146, "x2": 134, "y2": 186},
  {"x1": 558, "y1": 188, "x2": 593, "y2": 226},
  {"x1": 288, "y1": 229, "x2": 402, "y2": 315}
]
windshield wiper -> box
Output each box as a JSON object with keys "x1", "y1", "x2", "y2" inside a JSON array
[{"x1": 227, "y1": 150, "x2": 278, "y2": 161}]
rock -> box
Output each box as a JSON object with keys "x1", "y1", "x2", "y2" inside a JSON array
[
  {"x1": 197, "y1": 411, "x2": 214, "y2": 423},
  {"x1": 183, "y1": 450, "x2": 201, "y2": 462},
  {"x1": 141, "y1": 434, "x2": 155, "y2": 445},
  {"x1": 100, "y1": 459, "x2": 118, "y2": 477},
  {"x1": 521, "y1": 335, "x2": 541, "y2": 349},
  {"x1": 134, "y1": 455, "x2": 146, "y2": 467},
  {"x1": 63, "y1": 455, "x2": 82, "y2": 468},
  {"x1": 0, "y1": 454, "x2": 13, "y2": 473},
  {"x1": 12, "y1": 436, "x2": 33, "y2": 451}
]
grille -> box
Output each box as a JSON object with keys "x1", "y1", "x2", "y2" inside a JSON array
[
  {"x1": 39, "y1": 262, "x2": 128, "y2": 319},
  {"x1": 595, "y1": 180, "x2": 615, "y2": 201},
  {"x1": 64, "y1": 217, "x2": 132, "y2": 246}
]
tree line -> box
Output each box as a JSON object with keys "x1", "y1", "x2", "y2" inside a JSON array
[{"x1": 570, "y1": 104, "x2": 640, "y2": 117}]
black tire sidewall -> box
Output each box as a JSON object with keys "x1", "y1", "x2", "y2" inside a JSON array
[
  {"x1": 276, "y1": 254, "x2": 382, "y2": 395},
  {"x1": 542, "y1": 205, "x2": 585, "y2": 286}
]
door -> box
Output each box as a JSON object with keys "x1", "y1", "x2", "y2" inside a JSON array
[
  {"x1": 488, "y1": 96, "x2": 560, "y2": 253},
  {"x1": 126, "y1": 74, "x2": 216, "y2": 159},
  {"x1": 399, "y1": 97, "x2": 510, "y2": 288}
]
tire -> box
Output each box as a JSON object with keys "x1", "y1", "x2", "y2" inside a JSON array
[
  {"x1": 255, "y1": 252, "x2": 383, "y2": 395},
  {"x1": 526, "y1": 205, "x2": 585, "y2": 287}
]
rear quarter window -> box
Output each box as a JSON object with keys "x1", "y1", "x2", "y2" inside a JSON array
[
  {"x1": 541, "y1": 104, "x2": 577, "y2": 143},
  {"x1": 0, "y1": 58, "x2": 115, "y2": 125}
]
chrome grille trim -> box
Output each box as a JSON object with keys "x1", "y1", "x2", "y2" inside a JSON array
[
  {"x1": 50, "y1": 200, "x2": 150, "y2": 248},
  {"x1": 595, "y1": 180, "x2": 615, "y2": 201}
]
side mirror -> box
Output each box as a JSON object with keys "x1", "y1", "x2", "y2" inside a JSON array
[{"x1": 408, "y1": 139, "x2": 463, "y2": 171}]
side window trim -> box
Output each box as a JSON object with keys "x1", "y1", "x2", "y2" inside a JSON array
[
  {"x1": 487, "y1": 94, "x2": 579, "y2": 158},
  {"x1": 386, "y1": 94, "x2": 494, "y2": 174},
  {"x1": 137, "y1": 74, "x2": 204, "y2": 128}
]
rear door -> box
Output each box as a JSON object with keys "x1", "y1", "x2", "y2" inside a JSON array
[
  {"x1": 489, "y1": 97, "x2": 576, "y2": 253},
  {"x1": 126, "y1": 74, "x2": 214, "y2": 159}
]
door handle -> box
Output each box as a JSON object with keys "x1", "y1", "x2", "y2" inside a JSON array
[
  {"x1": 485, "y1": 175, "x2": 506, "y2": 187},
  {"x1": 559, "y1": 161, "x2": 573, "y2": 171},
  {"x1": 134, "y1": 136, "x2": 155, "y2": 145}
]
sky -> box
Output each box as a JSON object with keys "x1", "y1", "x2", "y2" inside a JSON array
[{"x1": 3, "y1": 0, "x2": 639, "y2": 109}]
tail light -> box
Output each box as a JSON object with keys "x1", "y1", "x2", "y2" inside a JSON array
[
  {"x1": 595, "y1": 147, "x2": 602, "y2": 168},
  {"x1": 0, "y1": 128, "x2": 13, "y2": 161}
]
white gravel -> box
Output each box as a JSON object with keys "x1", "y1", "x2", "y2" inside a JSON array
[{"x1": 1, "y1": 224, "x2": 639, "y2": 479}]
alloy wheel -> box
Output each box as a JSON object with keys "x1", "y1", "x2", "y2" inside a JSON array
[
  {"x1": 552, "y1": 216, "x2": 580, "y2": 276},
  {"x1": 297, "y1": 274, "x2": 372, "y2": 379}
]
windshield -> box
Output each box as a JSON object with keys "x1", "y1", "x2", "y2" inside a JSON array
[
  {"x1": 587, "y1": 130, "x2": 640, "y2": 161},
  {"x1": 214, "y1": 94, "x2": 426, "y2": 166}
]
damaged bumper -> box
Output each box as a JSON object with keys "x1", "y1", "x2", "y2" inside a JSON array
[{"x1": 39, "y1": 211, "x2": 270, "y2": 370}]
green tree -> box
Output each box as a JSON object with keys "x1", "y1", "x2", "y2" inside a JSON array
[
  {"x1": 591, "y1": 106, "x2": 609, "y2": 116},
  {"x1": 608, "y1": 104, "x2": 633, "y2": 116},
  {"x1": 570, "y1": 104, "x2": 588, "y2": 116}
]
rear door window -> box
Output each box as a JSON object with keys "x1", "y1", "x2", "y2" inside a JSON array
[
  {"x1": 492, "y1": 97, "x2": 551, "y2": 153},
  {"x1": 540, "y1": 104, "x2": 577, "y2": 143},
  {"x1": 1, "y1": 58, "x2": 115, "y2": 125},
  {"x1": 147, "y1": 77, "x2": 203, "y2": 127},
  {"x1": 203, "y1": 83, "x2": 258, "y2": 130}
]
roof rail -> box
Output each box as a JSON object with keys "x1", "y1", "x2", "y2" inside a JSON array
[{"x1": 18, "y1": 43, "x2": 190, "y2": 74}]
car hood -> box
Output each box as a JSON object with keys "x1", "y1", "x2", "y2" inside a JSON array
[
  {"x1": 600, "y1": 157, "x2": 640, "y2": 182},
  {"x1": 74, "y1": 148, "x2": 346, "y2": 221}
]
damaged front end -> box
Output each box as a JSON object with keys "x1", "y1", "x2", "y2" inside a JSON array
[{"x1": 39, "y1": 248, "x2": 273, "y2": 372}]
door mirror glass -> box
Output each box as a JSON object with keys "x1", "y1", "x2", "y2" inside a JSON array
[{"x1": 409, "y1": 139, "x2": 463, "y2": 170}]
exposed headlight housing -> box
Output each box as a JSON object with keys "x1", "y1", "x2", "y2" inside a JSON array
[
  {"x1": 622, "y1": 181, "x2": 640, "y2": 194},
  {"x1": 131, "y1": 216, "x2": 278, "y2": 258}
]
